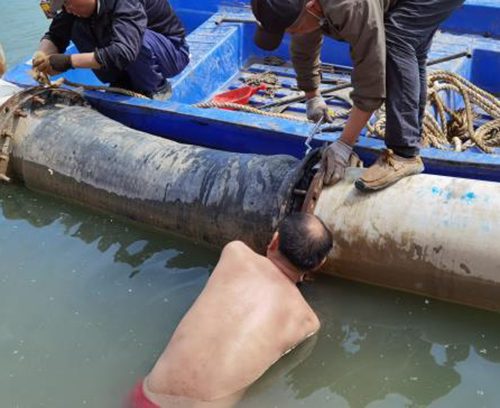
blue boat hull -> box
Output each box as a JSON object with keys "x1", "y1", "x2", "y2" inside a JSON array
[{"x1": 4, "y1": 0, "x2": 500, "y2": 181}]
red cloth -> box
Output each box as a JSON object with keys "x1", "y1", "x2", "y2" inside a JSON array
[{"x1": 130, "y1": 380, "x2": 161, "y2": 408}]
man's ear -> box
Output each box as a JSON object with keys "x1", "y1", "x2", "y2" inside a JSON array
[
  {"x1": 313, "y1": 256, "x2": 328, "y2": 271},
  {"x1": 268, "y1": 232, "x2": 280, "y2": 251}
]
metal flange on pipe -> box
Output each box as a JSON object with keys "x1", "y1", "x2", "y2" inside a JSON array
[{"x1": 1, "y1": 85, "x2": 500, "y2": 312}]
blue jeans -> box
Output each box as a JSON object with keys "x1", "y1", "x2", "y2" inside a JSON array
[
  {"x1": 384, "y1": 0, "x2": 464, "y2": 157},
  {"x1": 78, "y1": 29, "x2": 190, "y2": 94}
]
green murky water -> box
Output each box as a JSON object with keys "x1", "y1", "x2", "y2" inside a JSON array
[{"x1": 1, "y1": 3, "x2": 500, "y2": 407}]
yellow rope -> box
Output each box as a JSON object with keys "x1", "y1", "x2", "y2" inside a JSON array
[
  {"x1": 194, "y1": 101, "x2": 309, "y2": 122},
  {"x1": 30, "y1": 67, "x2": 500, "y2": 153},
  {"x1": 32, "y1": 70, "x2": 149, "y2": 100},
  {"x1": 367, "y1": 71, "x2": 500, "y2": 153},
  {"x1": 196, "y1": 72, "x2": 500, "y2": 153},
  {"x1": 61, "y1": 78, "x2": 150, "y2": 99}
]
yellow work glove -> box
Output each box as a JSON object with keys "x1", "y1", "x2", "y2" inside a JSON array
[
  {"x1": 32, "y1": 51, "x2": 62, "y2": 76},
  {"x1": 33, "y1": 51, "x2": 49, "y2": 72}
]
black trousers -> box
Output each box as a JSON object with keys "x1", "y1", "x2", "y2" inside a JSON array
[{"x1": 384, "y1": 0, "x2": 465, "y2": 157}]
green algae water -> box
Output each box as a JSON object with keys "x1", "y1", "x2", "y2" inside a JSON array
[
  {"x1": 2, "y1": 3, "x2": 500, "y2": 407},
  {"x1": 1, "y1": 186, "x2": 500, "y2": 408}
]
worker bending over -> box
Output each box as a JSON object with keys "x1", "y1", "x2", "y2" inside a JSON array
[{"x1": 252, "y1": 0, "x2": 464, "y2": 191}]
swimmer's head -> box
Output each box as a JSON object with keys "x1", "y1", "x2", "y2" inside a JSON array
[{"x1": 269, "y1": 213, "x2": 333, "y2": 273}]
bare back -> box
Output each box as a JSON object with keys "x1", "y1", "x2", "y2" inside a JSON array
[{"x1": 146, "y1": 241, "x2": 320, "y2": 402}]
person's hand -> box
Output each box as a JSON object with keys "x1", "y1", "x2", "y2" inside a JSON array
[
  {"x1": 322, "y1": 139, "x2": 353, "y2": 186},
  {"x1": 33, "y1": 51, "x2": 50, "y2": 73},
  {"x1": 306, "y1": 96, "x2": 333, "y2": 123},
  {"x1": 33, "y1": 52, "x2": 72, "y2": 75}
]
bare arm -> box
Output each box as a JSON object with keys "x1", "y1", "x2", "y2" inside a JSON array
[
  {"x1": 304, "y1": 92, "x2": 373, "y2": 144},
  {"x1": 71, "y1": 53, "x2": 101, "y2": 69},
  {"x1": 341, "y1": 106, "x2": 373, "y2": 145},
  {"x1": 38, "y1": 39, "x2": 59, "y2": 56}
]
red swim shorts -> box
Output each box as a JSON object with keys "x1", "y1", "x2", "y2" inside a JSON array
[{"x1": 130, "y1": 380, "x2": 160, "y2": 408}]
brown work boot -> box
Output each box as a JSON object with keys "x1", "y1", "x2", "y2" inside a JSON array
[{"x1": 354, "y1": 149, "x2": 424, "y2": 192}]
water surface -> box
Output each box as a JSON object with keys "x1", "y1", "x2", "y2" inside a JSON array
[{"x1": 1, "y1": 184, "x2": 500, "y2": 408}]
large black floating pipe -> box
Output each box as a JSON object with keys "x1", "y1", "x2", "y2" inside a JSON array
[
  {"x1": 2, "y1": 87, "x2": 500, "y2": 312},
  {"x1": 1, "y1": 87, "x2": 307, "y2": 252}
]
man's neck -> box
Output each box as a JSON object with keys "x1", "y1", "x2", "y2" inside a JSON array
[{"x1": 267, "y1": 251, "x2": 304, "y2": 284}]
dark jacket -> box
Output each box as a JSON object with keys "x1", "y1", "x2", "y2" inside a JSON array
[{"x1": 43, "y1": 0, "x2": 185, "y2": 72}]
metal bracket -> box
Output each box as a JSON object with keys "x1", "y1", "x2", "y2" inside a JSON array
[
  {"x1": 0, "y1": 86, "x2": 86, "y2": 184},
  {"x1": 301, "y1": 160, "x2": 326, "y2": 214}
]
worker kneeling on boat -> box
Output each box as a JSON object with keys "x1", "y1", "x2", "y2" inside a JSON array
[
  {"x1": 252, "y1": 0, "x2": 464, "y2": 192},
  {"x1": 33, "y1": 0, "x2": 189, "y2": 98},
  {"x1": 130, "y1": 213, "x2": 332, "y2": 408}
]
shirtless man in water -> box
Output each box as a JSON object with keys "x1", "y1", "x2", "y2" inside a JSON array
[{"x1": 130, "y1": 213, "x2": 333, "y2": 408}]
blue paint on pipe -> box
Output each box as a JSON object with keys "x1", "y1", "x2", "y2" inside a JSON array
[{"x1": 462, "y1": 192, "x2": 477, "y2": 202}]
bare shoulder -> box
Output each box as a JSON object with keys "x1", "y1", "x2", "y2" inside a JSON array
[
  {"x1": 221, "y1": 240, "x2": 251, "y2": 254},
  {"x1": 214, "y1": 241, "x2": 264, "y2": 276},
  {"x1": 220, "y1": 240, "x2": 263, "y2": 261}
]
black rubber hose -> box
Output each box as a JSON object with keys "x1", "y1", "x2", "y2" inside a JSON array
[{"x1": 6, "y1": 88, "x2": 305, "y2": 251}]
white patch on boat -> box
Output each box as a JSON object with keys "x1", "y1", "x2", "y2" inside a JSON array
[{"x1": 0, "y1": 79, "x2": 22, "y2": 106}]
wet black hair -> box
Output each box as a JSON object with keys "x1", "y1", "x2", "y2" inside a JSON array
[{"x1": 278, "y1": 213, "x2": 333, "y2": 272}]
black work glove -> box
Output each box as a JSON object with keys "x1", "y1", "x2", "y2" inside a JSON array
[{"x1": 48, "y1": 54, "x2": 73, "y2": 73}]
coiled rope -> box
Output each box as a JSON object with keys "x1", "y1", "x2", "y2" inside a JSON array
[
  {"x1": 367, "y1": 70, "x2": 500, "y2": 153},
  {"x1": 196, "y1": 71, "x2": 500, "y2": 153},
  {"x1": 32, "y1": 66, "x2": 500, "y2": 153}
]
